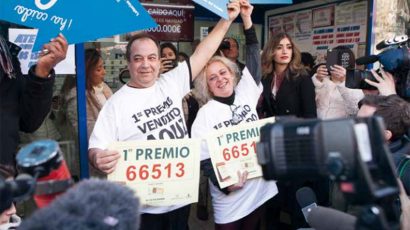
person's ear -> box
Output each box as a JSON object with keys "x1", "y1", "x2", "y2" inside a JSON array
[{"x1": 384, "y1": 130, "x2": 392, "y2": 141}]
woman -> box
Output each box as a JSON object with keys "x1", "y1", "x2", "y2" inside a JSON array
[
  {"x1": 258, "y1": 32, "x2": 316, "y2": 118},
  {"x1": 258, "y1": 33, "x2": 318, "y2": 229},
  {"x1": 160, "y1": 42, "x2": 178, "y2": 73},
  {"x1": 191, "y1": 55, "x2": 277, "y2": 229},
  {"x1": 65, "y1": 49, "x2": 113, "y2": 140},
  {"x1": 312, "y1": 64, "x2": 364, "y2": 119},
  {"x1": 64, "y1": 49, "x2": 112, "y2": 177}
]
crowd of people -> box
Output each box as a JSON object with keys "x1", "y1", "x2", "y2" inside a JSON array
[{"x1": 0, "y1": 0, "x2": 410, "y2": 229}]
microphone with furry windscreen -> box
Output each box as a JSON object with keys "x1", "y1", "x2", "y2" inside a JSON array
[{"x1": 19, "y1": 179, "x2": 141, "y2": 230}]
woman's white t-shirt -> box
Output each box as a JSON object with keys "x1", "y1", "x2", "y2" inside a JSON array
[{"x1": 192, "y1": 68, "x2": 278, "y2": 224}]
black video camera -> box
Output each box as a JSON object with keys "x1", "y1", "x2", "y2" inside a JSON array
[
  {"x1": 346, "y1": 35, "x2": 410, "y2": 98},
  {"x1": 257, "y1": 117, "x2": 399, "y2": 204},
  {"x1": 219, "y1": 39, "x2": 231, "y2": 50},
  {"x1": 256, "y1": 116, "x2": 401, "y2": 228}
]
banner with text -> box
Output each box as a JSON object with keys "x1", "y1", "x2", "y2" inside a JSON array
[
  {"x1": 108, "y1": 138, "x2": 200, "y2": 206},
  {"x1": 142, "y1": 4, "x2": 194, "y2": 42},
  {"x1": 206, "y1": 117, "x2": 275, "y2": 188},
  {"x1": 0, "y1": 0, "x2": 157, "y2": 51},
  {"x1": 8, "y1": 28, "x2": 75, "y2": 74}
]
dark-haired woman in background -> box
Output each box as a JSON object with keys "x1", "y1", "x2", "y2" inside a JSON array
[{"x1": 160, "y1": 42, "x2": 178, "y2": 73}]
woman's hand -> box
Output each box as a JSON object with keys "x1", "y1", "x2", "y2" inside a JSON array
[
  {"x1": 227, "y1": 170, "x2": 249, "y2": 192},
  {"x1": 329, "y1": 65, "x2": 346, "y2": 83},
  {"x1": 316, "y1": 65, "x2": 329, "y2": 82},
  {"x1": 159, "y1": 58, "x2": 175, "y2": 74},
  {"x1": 227, "y1": 0, "x2": 241, "y2": 22}
]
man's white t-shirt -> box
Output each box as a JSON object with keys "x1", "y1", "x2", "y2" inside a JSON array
[
  {"x1": 191, "y1": 67, "x2": 278, "y2": 224},
  {"x1": 89, "y1": 62, "x2": 191, "y2": 214}
]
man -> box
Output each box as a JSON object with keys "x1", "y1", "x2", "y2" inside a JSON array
[
  {"x1": 357, "y1": 94, "x2": 410, "y2": 229},
  {"x1": 0, "y1": 33, "x2": 68, "y2": 166},
  {"x1": 220, "y1": 37, "x2": 245, "y2": 70},
  {"x1": 88, "y1": 1, "x2": 241, "y2": 229}
]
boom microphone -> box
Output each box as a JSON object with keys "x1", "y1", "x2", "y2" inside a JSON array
[
  {"x1": 376, "y1": 35, "x2": 408, "y2": 50},
  {"x1": 19, "y1": 179, "x2": 141, "y2": 230},
  {"x1": 355, "y1": 55, "x2": 379, "y2": 65},
  {"x1": 307, "y1": 206, "x2": 356, "y2": 230},
  {"x1": 296, "y1": 187, "x2": 317, "y2": 222}
]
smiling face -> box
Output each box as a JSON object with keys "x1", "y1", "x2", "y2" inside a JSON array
[
  {"x1": 273, "y1": 37, "x2": 293, "y2": 66},
  {"x1": 206, "y1": 61, "x2": 235, "y2": 98},
  {"x1": 127, "y1": 38, "x2": 161, "y2": 88}
]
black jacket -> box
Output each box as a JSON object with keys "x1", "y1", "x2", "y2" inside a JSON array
[
  {"x1": 258, "y1": 69, "x2": 317, "y2": 118},
  {"x1": 0, "y1": 41, "x2": 54, "y2": 164}
]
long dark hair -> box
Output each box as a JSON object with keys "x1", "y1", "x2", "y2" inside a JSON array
[
  {"x1": 160, "y1": 42, "x2": 178, "y2": 58},
  {"x1": 85, "y1": 49, "x2": 102, "y2": 92},
  {"x1": 261, "y1": 32, "x2": 306, "y2": 78}
]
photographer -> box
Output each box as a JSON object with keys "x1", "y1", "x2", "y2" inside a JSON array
[
  {"x1": 312, "y1": 63, "x2": 364, "y2": 119},
  {"x1": 159, "y1": 42, "x2": 178, "y2": 74}
]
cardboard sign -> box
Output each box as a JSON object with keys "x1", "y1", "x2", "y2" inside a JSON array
[
  {"x1": 108, "y1": 138, "x2": 200, "y2": 206},
  {"x1": 193, "y1": 0, "x2": 229, "y2": 19},
  {"x1": 192, "y1": 0, "x2": 293, "y2": 19},
  {"x1": 0, "y1": 0, "x2": 157, "y2": 51},
  {"x1": 206, "y1": 117, "x2": 275, "y2": 188},
  {"x1": 8, "y1": 28, "x2": 75, "y2": 74}
]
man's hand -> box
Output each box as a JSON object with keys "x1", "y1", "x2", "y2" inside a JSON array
[
  {"x1": 227, "y1": 170, "x2": 248, "y2": 192},
  {"x1": 364, "y1": 69, "x2": 397, "y2": 96},
  {"x1": 329, "y1": 65, "x2": 346, "y2": 83},
  {"x1": 90, "y1": 149, "x2": 121, "y2": 174},
  {"x1": 35, "y1": 33, "x2": 68, "y2": 78}
]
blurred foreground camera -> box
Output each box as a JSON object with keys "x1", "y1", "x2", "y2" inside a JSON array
[
  {"x1": 256, "y1": 116, "x2": 401, "y2": 229},
  {"x1": 257, "y1": 117, "x2": 398, "y2": 203},
  {"x1": 0, "y1": 140, "x2": 73, "y2": 212}
]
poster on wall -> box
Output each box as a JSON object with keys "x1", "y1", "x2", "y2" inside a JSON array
[
  {"x1": 142, "y1": 4, "x2": 194, "y2": 42},
  {"x1": 266, "y1": 0, "x2": 368, "y2": 64},
  {"x1": 312, "y1": 6, "x2": 334, "y2": 28},
  {"x1": 8, "y1": 28, "x2": 75, "y2": 74},
  {"x1": 295, "y1": 10, "x2": 312, "y2": 41}
]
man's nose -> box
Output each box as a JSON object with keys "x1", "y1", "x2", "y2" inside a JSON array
[{"x1": 141, "y1": 58, "x2": 150, "y2": 67}]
